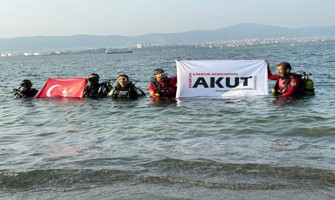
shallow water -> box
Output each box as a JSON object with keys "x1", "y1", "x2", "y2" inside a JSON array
[{"x1": 1, "y1": 43, "x2": 335, "y2": 199}]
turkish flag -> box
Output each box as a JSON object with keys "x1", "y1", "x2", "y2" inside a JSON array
[{"x1": 35, "y1": 78, "x2": 88, "y2": 98}]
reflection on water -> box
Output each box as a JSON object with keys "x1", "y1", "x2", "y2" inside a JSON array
[{"x1": 148, "y1": 98, "x2": 178, "y2": 107}]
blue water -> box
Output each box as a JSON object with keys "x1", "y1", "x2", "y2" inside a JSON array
[{"x1": 1, "y1": 43, "x2": 335, "y2": 199}]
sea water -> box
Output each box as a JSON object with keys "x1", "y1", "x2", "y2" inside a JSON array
[{"x1": 0, "y1": 43, "x2": 335, "y2": 199}]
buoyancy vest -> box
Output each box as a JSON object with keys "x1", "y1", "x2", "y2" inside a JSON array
[
  {"x1": 13, "y1": 87, "x2": 38, "y2": 98},
  {"x1": 109, "y1": 82, "x2": 145, "y2": 99},
  {"x1": 274, "y1": 72, "x2": 315, "y2": 96},
  {"x1": 150, "y1": 78, "x2": 177, "y2": 97},
  {"x1": 84, "y1": 83, "x2": 109, "y2": 98}
]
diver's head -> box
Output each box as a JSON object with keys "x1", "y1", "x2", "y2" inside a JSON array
[
  {"x1": 277, "y1": 62, "x2": 291, "y2": 77},
  {"x1": 152, "y1": 68, "x2": 167, "y2": 81},
  {"x1": 88, "y1": 73, "x2": 100, "y2": 85},
  {"x1": 117, "y1": 74, "x2": 129, "y2": 87},
  {"x1": 20, "y1": 79, "x2": 32, "y2": 91}
]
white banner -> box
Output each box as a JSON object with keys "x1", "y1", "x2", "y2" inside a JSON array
[{"x1": 176, "y1": 60, "x2": 268, "y2": 98}]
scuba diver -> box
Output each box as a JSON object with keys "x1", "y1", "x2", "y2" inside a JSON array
[
  {"x1": 13, "y1": 79, "x2": 39, "y2": 98},
  {"x1": 148, "y1": 68, "x2": 177, "y2": 98},
  {"x1": 83, "y1": 73, "x2": 111, "y2": 98},
  {"x1": 268, "y1": 61, "x2": 314, "y2": 97},
  {"x1": 107, "y1": 74, "x2": 145, "y2": 99}
]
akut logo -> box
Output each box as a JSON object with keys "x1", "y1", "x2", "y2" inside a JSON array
[{"x1": 192, "y1": 76, "x2": 253, "y2": 88}]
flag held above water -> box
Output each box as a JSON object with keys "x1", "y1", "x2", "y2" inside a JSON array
[{"x1": 35, "y1": 78, "x2": 87, "y2": 98}]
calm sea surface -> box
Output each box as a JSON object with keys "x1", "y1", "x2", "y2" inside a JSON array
[{"x1": 1, "y1": 43, "x2": 335, "y2": 199}]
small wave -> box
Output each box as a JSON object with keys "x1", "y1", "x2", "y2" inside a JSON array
[
  {"x1": 1, "y1": 159, "x2": 334, "y2": 190},
  {"x1": 291, "y1": 127, "x2": 335, "y2": 136}
]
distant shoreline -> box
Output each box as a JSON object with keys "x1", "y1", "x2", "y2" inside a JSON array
[
  {"x1": 1, "y1": 23, "x2": 335, "y2": 54},
  {"x1": 1, "y1": 36, "x2": 335, "y2": 57}
]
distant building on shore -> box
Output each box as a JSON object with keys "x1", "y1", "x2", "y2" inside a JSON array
[{"x1": 136, "y1": 42, "x2": 150, "y2": 49}]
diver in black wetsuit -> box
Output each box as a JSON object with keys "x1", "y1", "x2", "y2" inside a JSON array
[{"x1": 13, "y1": 79, "x2": 39, "y2": 98}]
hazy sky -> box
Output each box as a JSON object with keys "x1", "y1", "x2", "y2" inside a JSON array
[{"x1": 1, "y1": 0, "x2": 334, "y2": 38}]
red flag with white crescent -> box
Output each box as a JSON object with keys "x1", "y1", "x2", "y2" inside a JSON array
[{"x1": 35, "y1": 78, "x2": 88, "y2": 98}]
